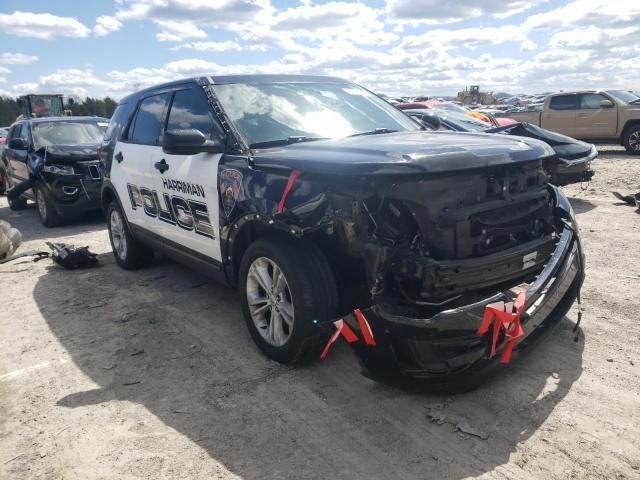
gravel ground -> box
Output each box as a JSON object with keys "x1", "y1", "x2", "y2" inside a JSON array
[{"x1": 1, "y1": 145, "x2": 639, "y2": 480}]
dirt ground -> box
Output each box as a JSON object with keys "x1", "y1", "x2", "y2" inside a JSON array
[{"x1": 1, "y1": 145, "x2": 639, "y2": 480}]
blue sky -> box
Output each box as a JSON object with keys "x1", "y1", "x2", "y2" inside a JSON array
[{"x1": 0, "y1": 0, "x2": 638, "y2": 98}]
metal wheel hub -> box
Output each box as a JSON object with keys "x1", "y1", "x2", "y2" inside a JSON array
[
  {"x1": 246, "y1": 256, "x2": 295, "y2": 347},
  {"x1": 629, "y1": 131, "x2": 640, "y2": 151},
  {"x1": 110, "y1": 209, "x2": 127, "y2": 260}
]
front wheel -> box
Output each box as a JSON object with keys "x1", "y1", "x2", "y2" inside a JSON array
[
  {"x1": 35, "y1": 186, "x2": 64, "y2": 227},
  {"x1": 623, "y1": 125, "x2": 640, "y2": 155},
  {"x1": 107, "y1": 200, "x2": 154, "y2": 269},
  {"x1": 239, "y1": 237, "x2": 338, "y2": 364}
]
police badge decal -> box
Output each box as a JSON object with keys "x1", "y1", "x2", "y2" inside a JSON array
[{"x1": 220, "y1": 169, "x2": 243, "y2": 218}]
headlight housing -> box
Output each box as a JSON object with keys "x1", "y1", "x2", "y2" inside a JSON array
[{"x1": 43, "y1": 164, "x2": 75, "y2": 175}]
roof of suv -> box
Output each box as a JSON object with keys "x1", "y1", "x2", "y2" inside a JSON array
[{"x1": 120, "y1": 74, "x2": 351, "y2": 103}]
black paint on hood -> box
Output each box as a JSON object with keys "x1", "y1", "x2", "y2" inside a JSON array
[
  {"x1": 37, "y1": 144, "x2": 100, "y2": 164},
  {"x1": 250, "y1": 131, "x2": 555, "y2": 176}
]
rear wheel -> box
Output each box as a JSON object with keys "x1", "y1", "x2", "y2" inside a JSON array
[
  {"x1": 239, "y1": 237, "x2": 338, "y2": 364},
  {"x1": 107, "y1": 200, "x2": 154, "y2": 269},
  {"x1": 35, "y1": 186, "x2": 64, "y2": 227},
  {"x1": 623, "y1": 125, "x2": 640, "y2": 155}
]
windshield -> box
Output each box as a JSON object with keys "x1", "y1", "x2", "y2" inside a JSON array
[
  {"x1": 32, "y1": 121, "x2": 107, "y2": 148},
  {"x1": 212, "y1": 82, "x2": 419, "y2": 147},
  {"x1": 27, "y1": 95, "x2": 65, "y2": 118},
  {"x1": 606, "y1": 90, "x2": 640, "y2": 104}
]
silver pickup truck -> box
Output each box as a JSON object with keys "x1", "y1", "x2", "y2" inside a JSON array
[{"x1": 506, "y1": 90, "x2": 640, "y2": 154}]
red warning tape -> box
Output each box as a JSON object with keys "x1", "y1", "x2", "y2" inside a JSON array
[
  {"x1": 277, "y1": 170, "x2": 302, "y2": 213},
  {"x1": 320, "y1": 309, "x2": 377, "y2": 359},
  {"x1": 476, "y1": 292, "x2": 526, "y2": 364}
]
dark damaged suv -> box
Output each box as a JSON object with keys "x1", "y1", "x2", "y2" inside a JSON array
[{"x1": 101, "y1": 75, "x2": 584, "y2": 390}]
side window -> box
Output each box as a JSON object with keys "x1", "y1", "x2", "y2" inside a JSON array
[
  {"x1": 549, "y1": 95, "x2": 578, "y2": 110},
  {"x1": 104, "y1": 102, "x2": 131, "y2": 145},
  {"x1": 129, "y1": 93, "x2": 170, "y2": 145},
  {"x1": 8, "y1": 124, "x2": 20, "y2": 140},
  {"x1": 580, "y1": 93, "x2": 607, "y2": 109},
  {"x1": 166, "y1": 89, "x2": 214, "y2": 137}
]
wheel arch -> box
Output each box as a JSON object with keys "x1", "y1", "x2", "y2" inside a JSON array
[{"x1": 621, "y1": 120, "x2": 640, "y2": 142}]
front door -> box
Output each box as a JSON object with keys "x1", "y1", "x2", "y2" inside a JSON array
[
  {"x1": 149, "y1": 87, "x2": 223, "y2": 262},
  {"x1": 544, "y1": 94, "x2": 579, "y2": 137},
  {"x1": 576, "y1": 93, "x2": 618, "y2": 138}
]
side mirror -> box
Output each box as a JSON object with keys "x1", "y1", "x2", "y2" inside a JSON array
[
  {"x1": 8, "y1": 138, "x2": 27, "y2": 150},
  {"x1": 600, "y1": 99, "x2": 614, "y2": 108},
  {"x1": 162, "y1": 129, "x2": 225, "y2": 155}
]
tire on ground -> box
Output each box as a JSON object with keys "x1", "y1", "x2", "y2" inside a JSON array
[
  {"x1": 239, "y1": 236, "x2": 338, "y2": 364},
  {"x1": 107, "y1": 200, "x2": 154, "y2": 269},
  {"x1": 35, "y1": 186, "x2": 64, "y2": 227},
  {"x1": 623, "y1": 124, "x2": 640, "y2": 155}
]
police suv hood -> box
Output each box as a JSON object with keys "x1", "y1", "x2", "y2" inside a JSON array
[
  {"x1": 37, "y1": 144, "x2": 100, "y2": 163},
  {"x1": 251, "y1": 131, "x2": 555, "y2": 176}
]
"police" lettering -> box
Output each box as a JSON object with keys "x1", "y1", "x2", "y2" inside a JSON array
[{"x1": 127, "y1": 183, "x2": 214, "y2": 239}]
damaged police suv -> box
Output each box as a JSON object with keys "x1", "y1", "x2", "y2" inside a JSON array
[{"x1": 101, "y1": 75, "x2": 584, "y2": 389}]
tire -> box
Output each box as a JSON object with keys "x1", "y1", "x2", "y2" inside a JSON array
[
  {"x1": 623, "y1": 125, "x2": 640, "y2": 155},
  {"x1": 35, "y1": 186, "x2": 64, "y2": 227},
  {"x1": 0, "y1": 167, "x2": 6, "y2": 196},
  {"x1": 8, "y1": 194, "x2": 27, "y2": 211},
  {"x1": 107, "y1": 200, "x2": 154, "y2": 269},
  {"x1": 239, "y1": 237, "x2": 338, "y2": 364}
]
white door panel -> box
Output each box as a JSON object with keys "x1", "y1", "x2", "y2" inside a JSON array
[
  {"x1": 111, "y1": 142, "x2": 154, "y2": 228},
  {"x1": 151, "y1": 150, "x2": 222, "y2": 262}
]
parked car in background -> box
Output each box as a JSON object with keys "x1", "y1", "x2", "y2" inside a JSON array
[
  {"x1": 504, "y1": 90, "x2": 640, "y2": 154},
  {"x1": 1, "y1": 116, "x2": 109, "y2": 226},
  {"x1": 406, "y1": 108, "x2": 596, "y2": 186}
]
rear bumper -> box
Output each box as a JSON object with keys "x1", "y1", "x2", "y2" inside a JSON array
[{"x1": 338, "y1": 226, "x2": 584, "y2": 389}]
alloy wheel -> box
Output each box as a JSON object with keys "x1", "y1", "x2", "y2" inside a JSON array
[
  {"x1": 110, "y1": 209, "x2": 127, "y2": 260},
  {"x1": 246, "y1": 256, "x2": 295, "y2": 347},
  {"x1": 630, "y1": 131, "x2": 640, "y2": 151},
  {"x1": 36, "y1": 189, "x2": 47, "y2": 221}
]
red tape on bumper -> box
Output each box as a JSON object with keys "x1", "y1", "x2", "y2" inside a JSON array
[{"x1": 476, "y1": 292, "x2": 526, "y2": 364}]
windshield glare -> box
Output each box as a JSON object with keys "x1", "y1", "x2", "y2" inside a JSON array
[
  {"x1": 32, "y1": 122, "x2": 106, "y2": 149},
  {"x1": 212, "y1": 82, "x2": 419, "y2": 146},
  {"x1": 606, "y1": 90, "x2": 640, "y2": 104}
]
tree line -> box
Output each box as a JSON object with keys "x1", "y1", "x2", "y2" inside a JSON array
[{"x1": 0, "y1": 96, "x2": 117, "y2": 126}]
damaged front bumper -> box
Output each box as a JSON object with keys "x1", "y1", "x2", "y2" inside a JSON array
[{"x1": 333, "y1": 226, "x2": 584, "y2": 389}]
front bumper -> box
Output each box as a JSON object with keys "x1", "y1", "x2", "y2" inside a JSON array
[
  {"x1": 337, "y1": 226, "x2": 584, "y2": 390},
  {"x1": 41, "y1": 174, "x2": 102, "y2": 217},
  {"x1": 549, "y1": 160, "x2": 595, "y2": 186}
]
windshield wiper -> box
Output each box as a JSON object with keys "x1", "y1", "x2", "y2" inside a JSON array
[
  {"x1": 249, "y1": 136, "x2": 327, "y2": 149},
  {"x1": 349, "y1": 128, "x2": 398, "y2": 137},
  {"x1": 629, "y1": 98, "x2": 640, "y2": 104}
]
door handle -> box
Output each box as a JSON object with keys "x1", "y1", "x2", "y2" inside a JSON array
[
  {"x1": 115, "y1": 152, "x2": 123, "y2": 163},
  {"x1": 154, "y1": 159, "x2": 169, "y2": 173}
]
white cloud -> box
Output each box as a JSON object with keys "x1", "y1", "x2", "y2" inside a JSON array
[
  {"x1": 174, "y1": 41, "x2": 243, "y2": 52},
  {"x1": 11, "y1": 83, "x2": 40, "y2": 95},
  {"x1": 387, "y1": 0, "x2": 540, "y2": 25},
  {"x1": 0, "y1": 11, "x2": 90, "y2": 39},
  {"x1": 401, "y1": 26, "x2": 537, "y2": 52},
  {"x1": 0, "y1": 53, "x2": 38, "y2": 65},
  {"x1": 154, "y1": 20, "x2": 206, "y2": 42},
  {"x1": 94, "y1": 16, "x2": 122, "y2": 37},
  {"x1": 0, "y1": 66, "x2": 10, "y2": 75}
]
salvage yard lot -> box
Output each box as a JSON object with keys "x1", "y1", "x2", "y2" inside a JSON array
[{"x1": 1, "y1": 145, "x2": 639, "y2": 480}]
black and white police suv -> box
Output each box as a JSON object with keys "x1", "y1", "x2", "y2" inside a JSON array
[{"x1": 101, "y1": 75, "x2": 584, "y2": 389}]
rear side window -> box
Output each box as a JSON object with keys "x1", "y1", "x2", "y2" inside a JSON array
[
  {"x1": 549, "y1": 95, "x2": 578, "y2": 110},
  {"x1": 129, "y1": 93, "x2": 171, "y2": 145},
  {"x1": 579, "y1": 93, "x2": 608, "y2": 109},
  {"x1": 166, "y1": 89, "x2": 214, "y2": 136},
  {"x1": 18, "y1": 123, "x2": 30, "y2": 142},
  {"x1": 104, "y1": 102, "x2": 131, "y2": 145}
]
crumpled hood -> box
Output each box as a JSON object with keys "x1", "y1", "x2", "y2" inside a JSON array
[
  {"x1": 487, "y1": 123, "x2": 594, "y2": 161},
  {"x1": 37, "y1": 144, "x2": 100, "y2": 163},
  {"x1": 251, "y1": 131, "x2": 555, "y2": 175}
]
